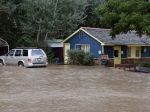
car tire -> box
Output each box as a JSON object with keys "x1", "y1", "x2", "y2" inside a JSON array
[{"x1": 18, "y1": 62, "x2": 24, "y2": 67}]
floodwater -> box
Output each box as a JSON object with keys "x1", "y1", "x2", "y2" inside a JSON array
[{"x1": 0, "y1": 65, "x2": 150, "y2": 112}]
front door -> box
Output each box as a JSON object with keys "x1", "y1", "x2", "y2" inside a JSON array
[
  {"x1": 5, "y1": 50, "x2": 15, "y2": 65},
  {"x1": 114, "y1": 46, "x2": 121, "y2": 65},
  {"x1": 64, "y1": 43, "x2": 70, "y2": 64}
]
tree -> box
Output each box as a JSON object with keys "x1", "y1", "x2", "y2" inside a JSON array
[
  {"x1": 0, "y1": 0, "x2": 25, "y2": 48},
  {"x1": 82, "y1": 0, "x2": 105, "y2": 27},
  {"x1": 98, "y1": 0, "x2": 150, "y2": 37},
  {"x1": 21, "y1": 0, "x2": 86, "y2": 47},
  {"x1": 0, "y1": 0, "x2": 87, "y2": 47}
]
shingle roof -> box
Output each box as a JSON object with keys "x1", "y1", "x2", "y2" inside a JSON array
[
  {"x1": 0, "y1": 38, "x2": 8, "y2": 46},
  {"x1": 81, "y1": 27, "x2": 150, "y2": 45}
]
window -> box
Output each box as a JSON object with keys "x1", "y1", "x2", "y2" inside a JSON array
[
  {"x1": 7, "y1": 50, "x2": 15, "y2": 56},
  {"x1": 75, "y1": 44, "x2": 90, "y2": 53},
  {"x1": 128, "y1": 46, "x2": 141, "y2": 58},
  {"x1": 23, "y1": 50, "x2": 28, "y2": 56},
  {"x1": 31, "y1": 49, "x2": 44, "y2": 56},
  {"x1": 135, "y1": 47, "x2": 140, "y2": 57},
  {"x1": 15, "y1": 50, "x2": 22, "y2": 56},
  {"x1": 127, "y1": 47, "x2": 131, "y2": 57}
]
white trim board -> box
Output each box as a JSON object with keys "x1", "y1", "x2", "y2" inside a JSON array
[{"x1": 63, "y1": 29, "x2": 81, "y2": 43}]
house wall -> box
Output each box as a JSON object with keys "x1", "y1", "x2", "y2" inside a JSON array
[
  {"x1": 141, "y1": 46, "x2": 150, "y2": 57},
  {"x1": 66, "y1": 31, "x2": 102, "y2": 58}
]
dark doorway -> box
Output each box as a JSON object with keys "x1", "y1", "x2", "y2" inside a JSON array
[
  {"x1": 0, "y1": 38, "x2": 9, "y2": 56},
  {"x1": 52, "y1": 47, "x2": 64, "y2": 63},
  {"x1": 0, "y1": 47, "x2": 8, "y2": 56}
]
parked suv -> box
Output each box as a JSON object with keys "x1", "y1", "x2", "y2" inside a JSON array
[{"x1": 0, "y1": 47, "x2": 48, "y2": 67}]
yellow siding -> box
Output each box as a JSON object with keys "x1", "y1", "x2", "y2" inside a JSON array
[{"x1": 64, "y1": 43, "x2": 70, "y2": 64}]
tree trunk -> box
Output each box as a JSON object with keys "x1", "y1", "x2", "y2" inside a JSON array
[
  {"x1": 44, "y1": 32, "x2": 49, "y2": 43},
  {"x1": 43, "y1": 32, "x2": 49, "y2": 50},
  {"x1": 53, "y1": 0, "x2": 59, "y2": 18},
  {"x1": 36, "y1": 25, "x2": 41, "y2": 46}
]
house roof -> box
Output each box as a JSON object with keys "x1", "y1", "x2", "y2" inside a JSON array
[
  {"x1": 0, "y1": 38, "x2": 9, "y2": 47},
  {"x1": 63, "y1": 27, "x2": 150, "y2": 46},
  {"x1": 47, "y1": 39, "x2": 63, "y2": 47},
  {"x1": 82, "y1": 27, "x2": 150, "y2": 45}
]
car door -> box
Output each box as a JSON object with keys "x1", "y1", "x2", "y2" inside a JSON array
[
  {"x1": 14, "y1": 49, "x2": 22, "y2": 65},
  {"x1": 5, "y1": 50, "x2": 15, "y2": 65}
]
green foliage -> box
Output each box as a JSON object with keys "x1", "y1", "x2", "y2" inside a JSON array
[
  {"x1": 82, "y1": 0, "x2": 105, "y2": 27},
  {"x1": 82, "y1": 52, "x2": 94, "y2": 65},
  {"x1": 46, "y1": 49, "x2": 55, "y2": 63},
  {"x1": 0, "y1": 0, "x2": 106, "y2": 48},
  {"x1": 0, "y1": 0, "x2": 87, "y2": 48},
  {"x1": 0, "y1": 0, "x2": 24, "y2": 48},
  {"x1": 68, "y1": 49, "x2": 94, "y2": 65},
  {"x1": 98, "y1": 0, "x2": 150, "y2": 37},
  {"x1": 21, "y1": 0, "x2": 86, "y2": 46}
]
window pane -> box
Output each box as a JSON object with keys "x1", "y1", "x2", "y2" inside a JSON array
[
  {"x1": 128, "y1": 47, "x2": 131, "y2": 57},
  {"x1": 81, "y1": 45, "x2": 85, "y2": 51},
  {"x1": 76, "y1": 45, "x2": 81, "y2": 50},
  {"x1": 8, "y1": 50, "x2": 15, "y2": 56},
  {"x1": 136, "y1": 47, "x2": 140, "y2": 57},
  {"x1": 23, "y1": 50, "x2": 28, "y2": 56},
  {"x1": 84, "y1": 45, "x2": 90, "y2": 53},
  {"x1": 31, "y1": 50, "x2": 44, "y2": 56},
  {"x1": 75, "y1": 44, "x2": 90, "y2": 53},
  {"x1": 15, "y1": 50, "x2": 21, "y2": 56}
]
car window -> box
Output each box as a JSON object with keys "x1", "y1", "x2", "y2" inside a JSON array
[
  {"x1": 31, "y1": 49, "x2": 44, "y2": 56},
  {"x1": 8, "y1": 50, "x2": 15, "y2": 56},
  {"x1": 23, "y1": 50, "x2": 28, "y2": 56},
  {"x1": 15, "y1": 50, "x2": 22, "y2": 56}
]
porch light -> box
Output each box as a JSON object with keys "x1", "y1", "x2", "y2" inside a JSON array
[{"x1": 98, "y1": 50, "x2": 101, "y2": 54}]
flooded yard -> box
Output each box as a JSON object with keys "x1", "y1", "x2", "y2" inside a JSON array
[{"x1": 0, "y1": 65, "x2": 150, "y2": 112}]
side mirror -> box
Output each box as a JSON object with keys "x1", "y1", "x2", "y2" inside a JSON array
[{"x1": 5, "y1": 54, "x2": 8, "y2": 56}]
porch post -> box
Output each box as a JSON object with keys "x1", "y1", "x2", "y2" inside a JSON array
[{"x1": 102, "y1": 45, "x2": 104, "y2": 54}]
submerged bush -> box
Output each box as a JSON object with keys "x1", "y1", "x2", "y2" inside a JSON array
[
  {"x1": 82, "y1": 53, "x2": 94, "y2": 65},
  {"x1": 139, "y1": 62, "x2": 150, "y2": 68},
  {"x1": 68, "y1": 50, "x2": 94, "y2": 65},
  {"x1": 46, "y1": 49, "x2": 55, "y2": 63}
]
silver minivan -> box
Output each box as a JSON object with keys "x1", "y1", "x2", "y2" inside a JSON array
[{"x1": 0, "y1": 48, "x2": 48, "y2": 67}]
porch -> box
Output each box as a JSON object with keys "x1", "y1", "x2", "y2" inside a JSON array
[{"x1": 104, "y1": 45, "x2": 150, "y2": 66}]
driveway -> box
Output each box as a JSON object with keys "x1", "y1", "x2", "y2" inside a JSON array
[{"x1": 0, "y1": 65, "x2": 150, "y2": 112}]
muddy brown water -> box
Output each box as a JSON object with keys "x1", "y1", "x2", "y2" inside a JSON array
[{"x1": 0, "y1": 65, "x2": 150, "y2": 112}]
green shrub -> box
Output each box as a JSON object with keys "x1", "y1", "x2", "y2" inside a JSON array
[
  {"x1": 46, "y1": 49, "x2": 55, "y2": 63},
  {"x1": 68, "y1": 50, "x2": 94, "y2": 65},
  {"x1": 83, "y1": 53, "x2": 94, "y2": 65}
]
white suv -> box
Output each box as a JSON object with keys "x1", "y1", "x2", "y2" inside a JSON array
[{"x1": 0, "y1": 48, "x2": 48, "y2": 67}]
